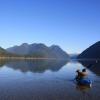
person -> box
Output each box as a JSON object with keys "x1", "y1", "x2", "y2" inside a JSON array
[
  {"x1": 80, "y1": 69, "x2": 88, "y2": 79},
  {"x1": 76, "y1": 69, "x2": 88, "y2": 81},
  {"x1": 75, "y1": 69, "x2": 81, "y2": 81}
]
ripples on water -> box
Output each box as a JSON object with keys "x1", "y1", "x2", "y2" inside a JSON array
[{"x1": 0, "y1": 59, "x2": 100, "y2": 100}]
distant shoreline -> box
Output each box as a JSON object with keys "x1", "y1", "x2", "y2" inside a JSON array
[{"x1": 0, "y1": 57, "x2": 69, "y2": 60}]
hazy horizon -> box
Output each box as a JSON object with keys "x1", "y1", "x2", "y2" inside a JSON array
[{"x1": 0, "y1": 0, "x2": 100, "y2": 53}]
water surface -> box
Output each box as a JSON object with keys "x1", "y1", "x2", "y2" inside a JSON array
[{"x1": 0, "y1": 59, "x2": 100, "y2": 100}]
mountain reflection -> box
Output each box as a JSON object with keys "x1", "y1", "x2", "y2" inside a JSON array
[
  {"x1": 0, "y1": 59, "x2": 9, "y2": 67},
  {"x1": 0, "y1": 60, "x2": 68, "y2": 73},
  {"x1": 79, "y1": 60, "x2": 100, "y2": 76}
]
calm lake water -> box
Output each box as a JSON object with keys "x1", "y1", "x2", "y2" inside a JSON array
[{"x1": 0, "y1": 59, "x2": 100, "y2": 100}]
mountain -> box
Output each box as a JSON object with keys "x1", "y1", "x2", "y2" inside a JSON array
[
  {"x1": 6, "y1": 43, "x2": 69, "y2": 59},
  {"x1": 49, "y1": 45, "x2": 69, "y2": 58},
  {"x1": 78, "y1": 41, "x2": 100, "y2": 59},
  {"x1": 0, "y1": 47, "x2": 19, "y2": 57},
  {"x1": 69, "y1": 54, "x2": 79, "y2": 59},
  {"x1": 0, "y1": 47, "x2": 9, "y2": 56}
]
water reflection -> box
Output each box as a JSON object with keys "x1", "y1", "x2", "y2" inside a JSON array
[
  {"x1": 1, "y1": 59, "x2": 68, "y2": 73},
  {"x1": 0, "y1": 59, "x2": 100, "y2": 76},
  {"x1": 0, "y1": 59, "x2": 99, "y2": 100},
  {"x1": 76, "y1": 84, "x2": 91, "y2": 93},
  {"x1": 79, "y1": 60, "x2": 100, "y2": 76},
  {"x1": 0, "y1": 59, "x2": 9, "y2": 67}
]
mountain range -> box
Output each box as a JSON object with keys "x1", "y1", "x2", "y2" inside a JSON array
[
  {"x1": 3, "y1": 43, "x2": 69, "y2": 59},
  {"x1": 0, "y1": 41, "x2": 100, "y2": 59}
]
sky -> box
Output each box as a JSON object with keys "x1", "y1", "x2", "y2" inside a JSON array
[{"x1": 0, "y1": 0, "x2": 100, "y2": 53}]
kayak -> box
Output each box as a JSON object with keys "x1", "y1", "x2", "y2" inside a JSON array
[{"x1": 76, "y1": 78, "x2": 92, "y2": 87}]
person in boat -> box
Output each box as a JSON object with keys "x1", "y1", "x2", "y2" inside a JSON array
[
  {"x1": 76, "y1": 69, "x2": 81, "y2": 81},
  {"x1": 76, "y1": 69, "x2": 88, "y2": 80}
]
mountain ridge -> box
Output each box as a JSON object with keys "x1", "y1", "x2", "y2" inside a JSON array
[
  {"x1": 78, "y1": 41, "x2": 100, "y2": 59},
  {"x1": 6, "y1": 43, "x2": 69, "y2": 59}
]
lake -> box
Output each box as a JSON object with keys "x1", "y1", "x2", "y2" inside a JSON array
[{"x1": 0, "y1": 59, "x2": 100, "y2": 100}]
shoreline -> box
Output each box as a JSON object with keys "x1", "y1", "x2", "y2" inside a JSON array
[{"x1": 0, "y1": 57, "x2": 69, "y2": 60}]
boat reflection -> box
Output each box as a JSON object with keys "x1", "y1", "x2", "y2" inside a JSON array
[{"x1": 76, "y1": 84, "x2": 92, "y2": 93}]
